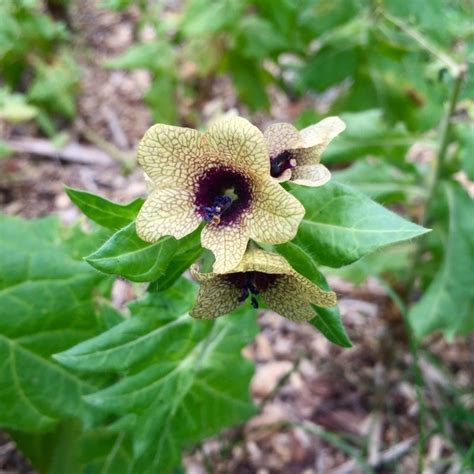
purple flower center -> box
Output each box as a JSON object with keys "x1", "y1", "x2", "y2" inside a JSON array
[
  {"x1": 270, "y1": 150, "x2": 297, "y2": 178},
  {"x1": 195, "y1": 167, "x2": 252, "y2": 226},
  {"x1": 225, "y1": 272, "x2": 279, "y2": 309}
]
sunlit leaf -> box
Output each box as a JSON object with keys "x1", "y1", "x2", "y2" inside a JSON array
[
  {"x1": 56, "y1": 279, "x2": 258, "y2": 472},
  {"x1": 283, "y1": 181, "x2": 429, "y2": 268},
  {"x1": 65, "y1": 186, "x2": 144, "y2": 230},
  {"x1": 85, "y1": 222, "x2": 179, "y2": 283},
  {"x1": 0, "y1": 215, "x2": 110, "y2": 432}
]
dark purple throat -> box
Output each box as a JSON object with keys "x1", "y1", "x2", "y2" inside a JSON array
[
  {"x1": 270, "y1": 150, "x2": 296, "y2": 178},
  {"x1": 225, "y1": 271, "x2": 279, "y2": 309},
  {"x1": 195, "y1": 167, "x2": 252, "y2": 226}
]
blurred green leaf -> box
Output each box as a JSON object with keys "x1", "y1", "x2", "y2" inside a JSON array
[
  {"x1": 28, "y1": 50, "x2": 80, "y2": 119},
  {"x1": 65, "y1": 186, "x2": 144, "y2": 230},
  {"x1": 333, "y1": 159, "x2": 425, "y2": 203},
  {"x1": 105, "y1": 41, "x2": 174, "y2": 72},
  {"x1": 283, "y1": 181, "x2": 429, "y2": 268},
  {"x1": 327, "y1": 242, "x2": 415, "y2": 285},
  {"x1": 56, "y1": 278, "x2": 258, "y2": 472},
  {"x1": 0, "y1": 88, "x2": 38, "y2": 123},
  {"x1": 0, "y1": 140, "x2": 13, "y2": 158},
  {"x1": 409, "y1": 183, "x2": 474, "y2": 338},
  {"x1": 236, "y1": 16, "x2": 287, "y2": 59},
  {"x1": 180, "y1": 0, "x2": 245, "y2": 36},
  {"x1": 86, "y1": 222, "x2": 179, "y2": 283},
  {"x1": 323, "y1": 109, "x2": 413, "y2": 164},
  {"x1": 145, "y1": 75, "x2": 178, "y2": 124},
  {"x1": 228, "y1": 52, "x2": 270, "y2": 110},
  {"x1": 299, "y1": 46, "x2": 359, "y2": 92},
  {"x1": 456, "y1": 123, "x2": 474, "y2": 180}
]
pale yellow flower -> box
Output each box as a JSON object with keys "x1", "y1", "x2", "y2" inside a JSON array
[
  {"x1": 190, "y1": 249, "x2": 337, "y2": 321},
  {"x1": 264, "y1": 117, "x2": 345, "y2": 186},
  {"x1": 135, "y1": 117, "x2": 305, "y2": 273}
]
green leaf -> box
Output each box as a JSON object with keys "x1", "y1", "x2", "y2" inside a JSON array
[
  {"x1": 276, "y1": 241, "x2": 352, "y2": 348},
  {"x1": 148, "y1": 228, "x2": 202, "y2": 292},
  {"x1": 56, "y1": 278, "x2": 258, "y2": 472},
  {"x1": 105, "y1": 41, "x2": 174, "y2": 72},
  {"x1": 145, "y1": 75, "x2": 178, "y2": 124},
  {"x1": 333, "y1": 159, "x2": 425, "y2": 203},
  {"x1": 323, "y1": 109, "x2": 413, "y2": 164},
  {"x1": 299, "y1": 46, "x2": 359, "y2": 92},
  {"x1": 327, "y1": 242, "x2": 415, "y2": 285},
  {"x1": 54, "y1": 279, "x2": 197, "y2": 372},
  {"x1": 236, "y1": 16, "x2": 287, "y2": 59},
  {"x1": 28, "y1": 50, "x2": 80, "y2": 119},
  {"x1": 310, "y1": 306, "x2": 351, "y2": 349},
  {"x1": 12, "y1": 422, "x2": 134, "y2": 474},
  {"x1": 0, "y1": 87, "x2": 38, "y2": 123},
  {"x1": 85, "y1": 222, "x2": 179, "y2": 282},
  {"x1": 228, "y1": 52, "x2": 270, "y2": 110},
  {"x1": 456, "y1": 123, "x2": 474, "y2": 180},
  {"x1": 408, "y1": 183, "x2": 474, "y2": 338},
  {"x1": 0, "y1": 215, "x2": 110, "y2": 432},
  {"x1": 180, "y1": 0, "x2": 245, "y2": 36},
  {"x1": 65, "y1": 186, "x2": 144, "y2": 230},
  {"x1": 0, "y1": 139, "x2": 12, "y2": 158},
  {"x1": 283, "y1": 181, "x2": 429, "y2": 268}
]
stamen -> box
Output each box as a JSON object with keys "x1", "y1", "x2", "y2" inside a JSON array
[
  {"x1": 201, "y1": 195, "x2": 232, "y2": 223},
  {"x1": 235, "y1": 273, "x2": 261, "y2": 308},
  {"x1": 270, "y1": 150, "x2": 296, "y2": 178},
  {"x1": 238, "y1": 287, "x2": 249, "y2": 303}
]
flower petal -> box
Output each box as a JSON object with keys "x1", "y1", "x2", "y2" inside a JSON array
[
  {"x1": 203, "y1": 117, "x2": 270, "y2": 175},
  {"x1": 190, "y1": 264, "x2": 218, "y2": 282},
  {"x1": 262, "y1": 275, "x2": 316, "y2": 321},
  {"x1": 137, "y1": 124, "x2": 204, "y2": 187},
  {"x1": 136, "y1": 188, "x2": 201, "y2": 242},
  {"x1": 231, "y1": 248, "x2": 293, "y2": 275},
  {"x1": 291, "y1": 164, "x2": 331, "y2": 187},
  {"x1": 295, "y1": 116, "x2": 345, "y2": 166},
  {"x1": 247, "y1": 179, "x2": 305, "y2": 244},
  {"x1": 201, "y1": 223, "x2": 249, "y2": 273},
  {"x1": 290, "y1": 271, "x2": 337, "y2": 308},
  {"x1": 264, "y1": 122, "x2": 303, "y2": 158},
  {"x1": 299, "y1": 116, "x2": 346, "y2": 148},
  {"x1": 190, "y1": 278, "x2": 242, "y2": 319}
]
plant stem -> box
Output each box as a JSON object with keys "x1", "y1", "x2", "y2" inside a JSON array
[
  {"x1": 422, "y1": 65, "x2": 467, "y2": 226},
  {"x1": 404, "y1": 64, "x2": 466, "y2": 300},
  {"x1": 381, "y1": 11, "x2": 461, "y2": 77}
]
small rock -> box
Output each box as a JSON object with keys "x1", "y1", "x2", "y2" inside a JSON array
[
  {"x1": 252, "y1": 361, "x2": 293, "y2": 398},
  {"x1": 254, "y1": 332, "x2": 274, "y2": 361}
]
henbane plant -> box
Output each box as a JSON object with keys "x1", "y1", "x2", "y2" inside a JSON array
[
  {"x1": 69, "y1": 114, "x2": 429, "y2": 329},
  {"x1": 0, "y1": 115, "x2": 429, "y2": 472}
]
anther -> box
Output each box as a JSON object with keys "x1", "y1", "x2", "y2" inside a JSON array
[{"x1": 202, "y1": 195, "x2": 233, "y2": 223}]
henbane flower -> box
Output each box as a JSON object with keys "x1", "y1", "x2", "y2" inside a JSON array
[
  {"x1": 264, "y1": 117, "x2": 345, "y2": 186},
  {"x1": 135, "y1": 117, "x2": 305, "y2": 273},
  {"x1": 190, "y1": 249, "x2": 337, "y2": 321}
]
